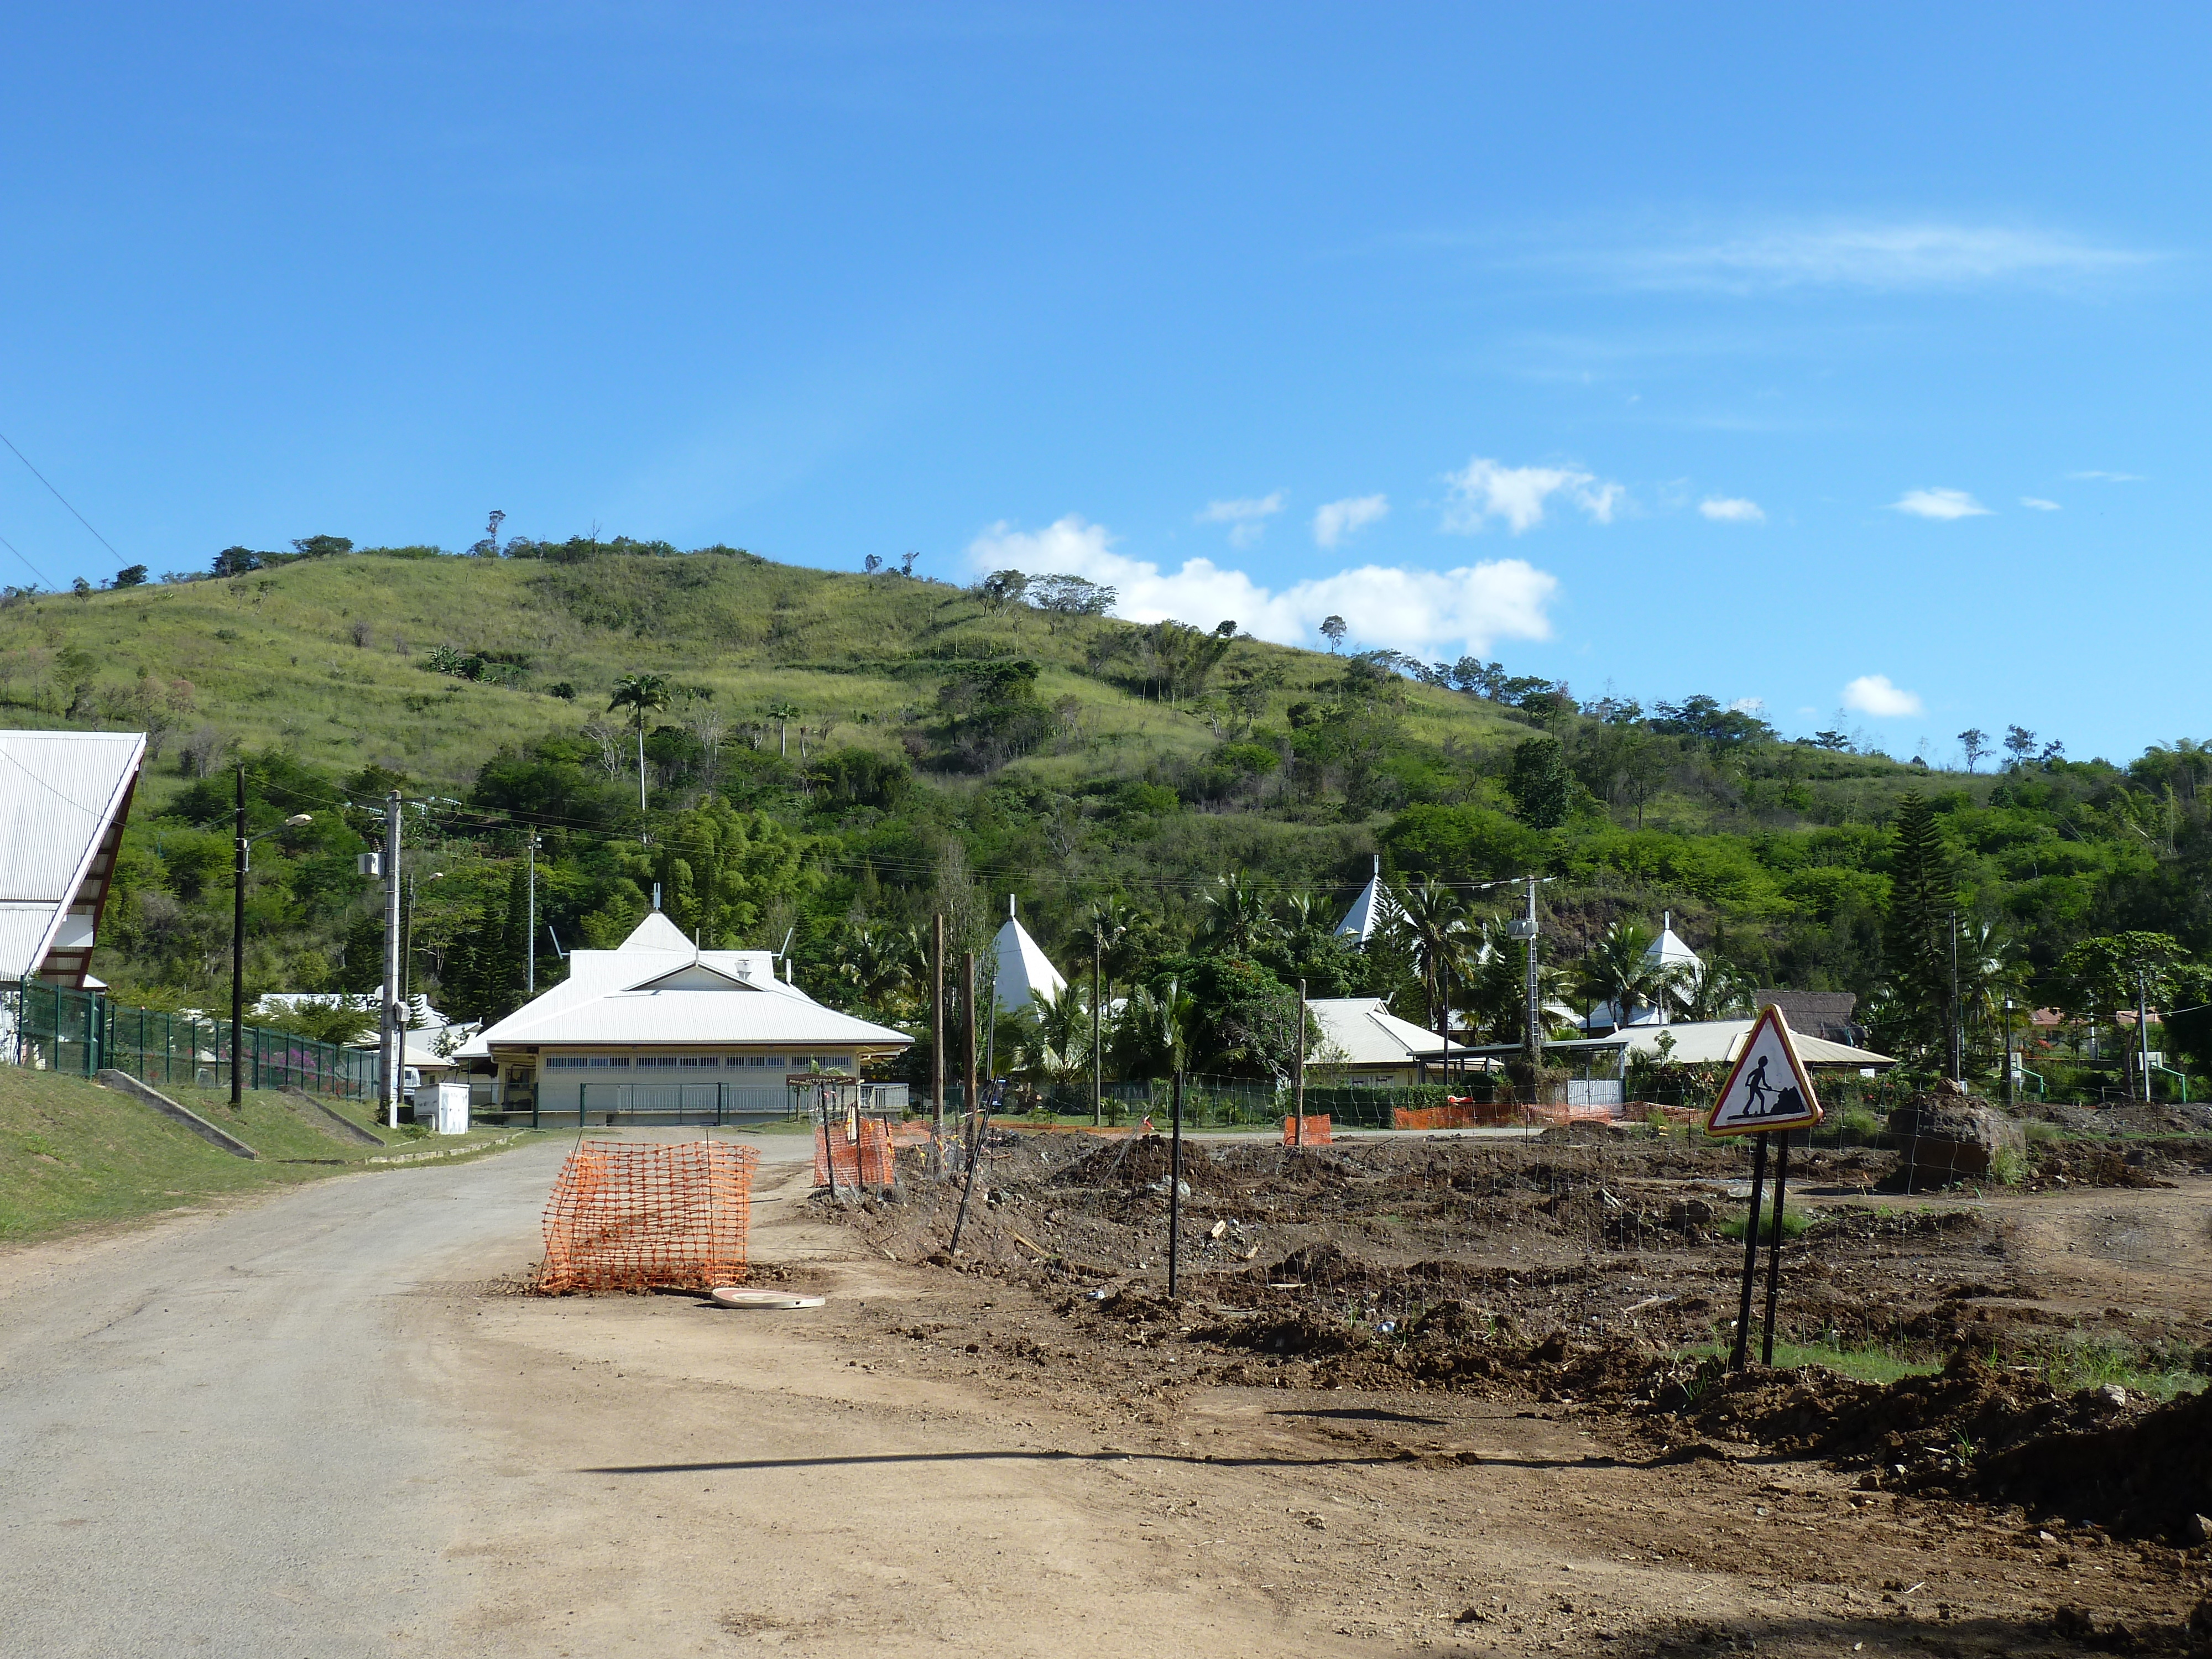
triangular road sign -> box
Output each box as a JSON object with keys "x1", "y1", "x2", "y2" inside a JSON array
[{"x1": 1705, "y1": 1005, "x2": 1824, "y2": 1136}]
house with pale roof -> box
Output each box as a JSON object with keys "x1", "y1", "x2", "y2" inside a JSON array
[
  {"x1": 1306, "y1": 996, "x2": 1480, "y2": 1087},
  {"x1": 0, "y1": 730, "x2": 144, "y2": 990},
  {"x1": 456, "y1": 911, "x2": 910, "y2": 1121},
  {"x1": 1583, "y1": 912, "x2": 1704, "y2": 1032}
]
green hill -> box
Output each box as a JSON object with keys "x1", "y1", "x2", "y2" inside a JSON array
[{"x1": 4, "y1": 541, "x2": 2207, "y2": 1096}]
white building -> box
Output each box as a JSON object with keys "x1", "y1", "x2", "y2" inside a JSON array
[
  {"x1": 1306, "y1": 995, "x2": 1477, "y2": 1087},
  {"x1": 990, "y1": 896, "x2": 1066, "y2": 1015},
  {"x1": 0, "y1": 730, "x2": 144, "y2": 989},
  {"x1": 1584, "y1": 911, "x2": 1704, "y2": 1031},
  {"x1": 456, "y1": 912, "x2": 911, "y2": 1119}
]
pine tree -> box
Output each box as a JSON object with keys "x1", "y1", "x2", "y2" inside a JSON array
[
  {"x1": 1882, "y1": 792, "x2": 1953, "y2": 1055},
  {"x1": 1507, "y1": 736, "x2": 1571, "y2": 830}
]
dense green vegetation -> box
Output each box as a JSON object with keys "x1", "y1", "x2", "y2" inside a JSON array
[{"x1": 6, "y1": 539, "x2": 2209, "y2": 1098}]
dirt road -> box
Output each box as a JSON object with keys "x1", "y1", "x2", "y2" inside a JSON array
[{"x1": 1, "y1": 1130, "x2": 2195, "y2": 1656}]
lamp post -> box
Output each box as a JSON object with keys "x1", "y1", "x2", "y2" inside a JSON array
[{"x1": 231, "y1": 765, "x2": 310, "y2": 1108}]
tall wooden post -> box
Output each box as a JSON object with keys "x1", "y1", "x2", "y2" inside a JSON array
[
  {"x1": 1168, "y1": 1069, "x2": 1184, "y2": 1298},
  {"x1": 950, "y1": 951, "x2": 982, "y2": 1253},
  {"x1": 1293, "y1": 979, "x2": 1306, "y2": 1147}
]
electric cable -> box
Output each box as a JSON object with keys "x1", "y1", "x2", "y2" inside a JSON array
[
  {"x1": 0, "y1": 429, "x2": 124, "y2": 563},
  {"x1": 0, "y1": 527, "x2": 51, "y2": 587}
]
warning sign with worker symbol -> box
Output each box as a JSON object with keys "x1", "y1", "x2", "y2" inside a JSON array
[{"x1": 1704, "y1": 1005, "x2": 1824, "y2": 1136}]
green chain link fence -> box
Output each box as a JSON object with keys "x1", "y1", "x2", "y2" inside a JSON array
[{"x1": 3, "y1": 978, "x2": 376, "y2": 1099}]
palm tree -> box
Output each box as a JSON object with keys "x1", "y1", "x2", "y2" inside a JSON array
[
  {"x1": 1388, "y1": 877, "x2": 1471, "y2": 1046},
  {"x1": 1672, "y1": 956, "x2": 1757, "y2": 1023},
  {"x1": 1958, "y1": 920, "x2": 2030, "y2": 1067},
  {"x1": 1461, "y1": 918, "x2": 1577, "y2": 1046},
  {"x1": 1578, "y1": 921, "x2": 1680, "y2": 1032},
  {"x1": 839, "y1": 924, "x2": 919, "y2": 1018},
  {"x1": 765, "y1": 698, "x2": 799, "y2": 759},
  {"x1": 1278, "y1": 889, "x2": 1333, "y2": 945},
  {"x1": 1116, "y1": 978, "x2": 1199, "y2": 1078},
  {"x1": 1197, "y1": 873, "x2": 1279, "y2": 957},
  {"x1": 607, "y1": 673, "x2": 672, "y2": 811},
  {"x1": 1020, "y1": 982, "x2": 1094, "y2": 1091}
]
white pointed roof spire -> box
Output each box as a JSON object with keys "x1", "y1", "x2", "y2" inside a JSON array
[
  {"x1": 992, "y1": 896, "x2": 1066, "y2": 1013},
  {"x1": 1642, "y1": 912, "x2": 1702, "y2": 972},
  {"x1": 1334, "y1": 854, "x2": 1396, "y2": 946}
]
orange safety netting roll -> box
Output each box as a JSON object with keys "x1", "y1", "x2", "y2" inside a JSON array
[
  {"x1": 1392, "y1": 1103, "x2": 1484, "y2": 1131},
  {"x1": 814, "y1": 1117, "x2": 896, "y2": 1187},
  {"x1": 1282, "y1": 1114, "x2": 1332, "y2": 1146},
  {"x1": 537, "y1": 1138, "x2": 758, "y2": 1293}
]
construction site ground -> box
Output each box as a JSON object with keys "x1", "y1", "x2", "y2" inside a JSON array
[{"x1": 4, "y1": 1120, "x2": 2210, "y2": 1657}]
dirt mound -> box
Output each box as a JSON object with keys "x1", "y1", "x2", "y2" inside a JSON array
[
  {"x1": 1969, "y1": 1382, "x2": 2212, "y2": 1538},
  {"x1": 2028, "y1": 1138, "x2": 2183, "y2": 1190},
  {"x1": 1204, "y1": 1310, "x2": 1365, "y2": 1358},
  {"x1": 1051, "y1": 1135, "x2": 1233, "y2": 1194},
  {"x1": 1671, "y1": 1351, "x2": 2133, "y2": 1488},
  {"x1": 1268, "y1": 1240, "x2": 1365, "y2": 1287}
]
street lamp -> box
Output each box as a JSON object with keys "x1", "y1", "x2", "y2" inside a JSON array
[{"x1": 231, "y1": 763, "x2": 311, "y2": 1108}]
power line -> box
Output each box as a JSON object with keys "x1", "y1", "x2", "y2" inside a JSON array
[
  {"x1": 0, "y1": 526, "x2": 51, "y2": 587},
  {"x1": 0, "y1": 429, "x2": 124, "y2": 564}
]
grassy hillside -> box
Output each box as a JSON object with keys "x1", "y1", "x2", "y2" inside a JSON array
[{"x1": 4, "y1": 541, "x2": 2207, "y2": 1096}]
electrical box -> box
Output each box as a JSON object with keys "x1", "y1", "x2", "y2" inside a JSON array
[
  {"x1": 1506, "y1": 918, "x2": 1537, "y2": 938},
  {"x1": 356, "y1": 853, "x2": 381, "y2": 877}
]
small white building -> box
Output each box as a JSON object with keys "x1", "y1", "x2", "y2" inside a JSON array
[
  {"x1": 1584, "y1": 912, "x2": 1703, "y2": 1031},
  {"x1": 456, "y1": 912, "x2": 911, "y2": 1119},
  {"x1": 0, "y1": 730, "x2": 144, "y2": 989},
  {"x1": 1306, "y1": 996, "x2": 1477, "y2": 1087}
]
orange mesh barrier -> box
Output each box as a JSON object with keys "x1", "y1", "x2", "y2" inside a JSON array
[
  {"x1": 537, "y1": 1139, "x2": 757, "y2": 1293},
  {"x1": 1282, "y1": 1114, "x2": 1332, "y2": 1145},
  {"x1": 814, "y1": 1117, "x2": 895, "y2": 1187},
  {"x1": 1392, "y1": 1104, "x2": 1482, "y2": 1131}
]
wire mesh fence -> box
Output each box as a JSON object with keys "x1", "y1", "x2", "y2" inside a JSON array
[
  {"x1": 2, "y1": 977, "x2": 375, "y2": 1098},
  {"x1": 536, "y1": 1138, "x2": 759, "y2": 1293}
]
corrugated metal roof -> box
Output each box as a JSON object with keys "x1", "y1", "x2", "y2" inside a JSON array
[
  {"x1": 0, "y1": 731, "x2": 144, "y2": 979},
  {"x1": 1543, "y1": 1018, "x2": 1894, "y2": 1068},
  {"x1": 458, "y1": 912, "x2": 910, "y2": 1057},
  {"x1": 1309, "y1": 997, "x2": 1467, "y2": 1066}
]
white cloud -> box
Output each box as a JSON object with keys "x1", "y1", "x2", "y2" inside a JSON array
[
  {"x1": 2020, "y1": 497, "x2": 2062, "y2": 512},
  {"x1": 1841, "y1": 674, "x2": 1923, "y2": 718},
  {"x1": 1891, "y1": 487, "x2": 1991, "y2": 520},
  {"x1": 1608, "y1": 222, "x2": 2150, "y2": 293},
  {"x1": 967, "y1": 515, "x2": 1556, "y2": 659},
  {"x1": 1729, "y1": 697, "x2": 1766, "y2": 716},
  {"x1": 2067, "y1": 469, "x2": 2146, "y2": 482},
  {"x1": 1312, "y1": 494, "x2": 1389, "y2": 550},
  {"x1": 1197, "y1": 492, "x2": 1284, "y2": 550},
  {"x1": 1442, "y1": 457, "x2": 1623, "y2": 534},
  {"x1": 1699, "y1": 496, "x2": 1765, "y2": 523}
]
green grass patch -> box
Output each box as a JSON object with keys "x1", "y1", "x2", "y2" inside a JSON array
[
  {"x1": 2031, "y1": 1337, "x2": 2209, "y2": 1403},
  {"x1": 0, "y1": 1067, "x2": 530, "y2": 1241},
  {"x1": 1717, "y1": 1202, "x2": 1813, "y2": 1241},
  {"x1": 1682, "y1": 1336, "x2": 1938, "y2": 1386}
]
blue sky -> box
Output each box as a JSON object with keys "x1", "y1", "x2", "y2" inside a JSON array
[{"x1": 1, "y1": 4, "x2": 2203, "y2": 763}]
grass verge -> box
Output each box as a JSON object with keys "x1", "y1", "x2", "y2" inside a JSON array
[{"x1": 0, "y1": 1068, "x2": 531, "y2": 1241}]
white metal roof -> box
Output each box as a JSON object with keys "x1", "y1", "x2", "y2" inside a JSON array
[
  {"x1": 1308, "y1": 996, "x2": 1468, "y2": 1067},
  {"x1": 457, "y1": 912, "x2": 911, "y2": 1057},
  {"x1": 1546, "y1": 1017, "x2": 1893, "y2": 1068},
  {"x1": 991, "y1": 898, "x2": 1067, "y2": 1013},
  {"x1": 0, "y1": 729, "x2": 145, "y2": 984},
  {"x1": 1642, "y1": 911, "x2": 1703, "y2": 972},
  {"x1": 1333, "y1": 855, "x2": 1397, "y2": 945}
]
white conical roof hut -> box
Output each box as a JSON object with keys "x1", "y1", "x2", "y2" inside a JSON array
[
  {"x1": 990, "y1": 896, "x2": 1067, "y2": 1014},
  {"x1": 1333, "y1": 854, "x2": 1397, "y2": 946},
  {"x1": 1642, "y1": 911, "x2": 1703, "y2": 974}
]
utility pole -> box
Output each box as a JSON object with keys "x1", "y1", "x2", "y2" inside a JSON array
[
  {"x1": 1293, "y1": 978, "x2": 1307, "y2": 1147},
  {"x1": 2002, "y1": 997, "x2": 2016, "y2": 1108},
  {"x1": 231, "y1": 766, "x2": 248, "y2": 1108},
  {"x1": 380, "y1": 791, "x2": 403, "y2": 1129},
  {"x1": 2137, "y1": 968, "x2": 2152, "y2": 1102},
  {"x1": 1949, "y1": 911, "x2": 1961, "y2": 1084},
  {"x1": 526, "y1": 833, "x2": 540, "y2": 995},
  {"x1": 1514, "y1": 877, "x2": 1542, "y2": 1076},
  {"x1": 931, "y1": 913, "x2": 946, "y2": 1168},
  {"x1": 1092, "y1": 930, "x2": 1103, "y2": 1128}
]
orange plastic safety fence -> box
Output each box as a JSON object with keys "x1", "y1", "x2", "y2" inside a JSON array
[
  {"x1": 1282, "y1": 1114, "x2": 1332, "y2": 1145},
  {"x1": 536, "y1": 1139, "x2": 758, "y2": 1293},
  {"x1": 1392, "y1": 1104, "x2": 1483, "y2": 1131},
  {"x1": 814, "y1": 1117, "x2": 896, "y2": 1187}
]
